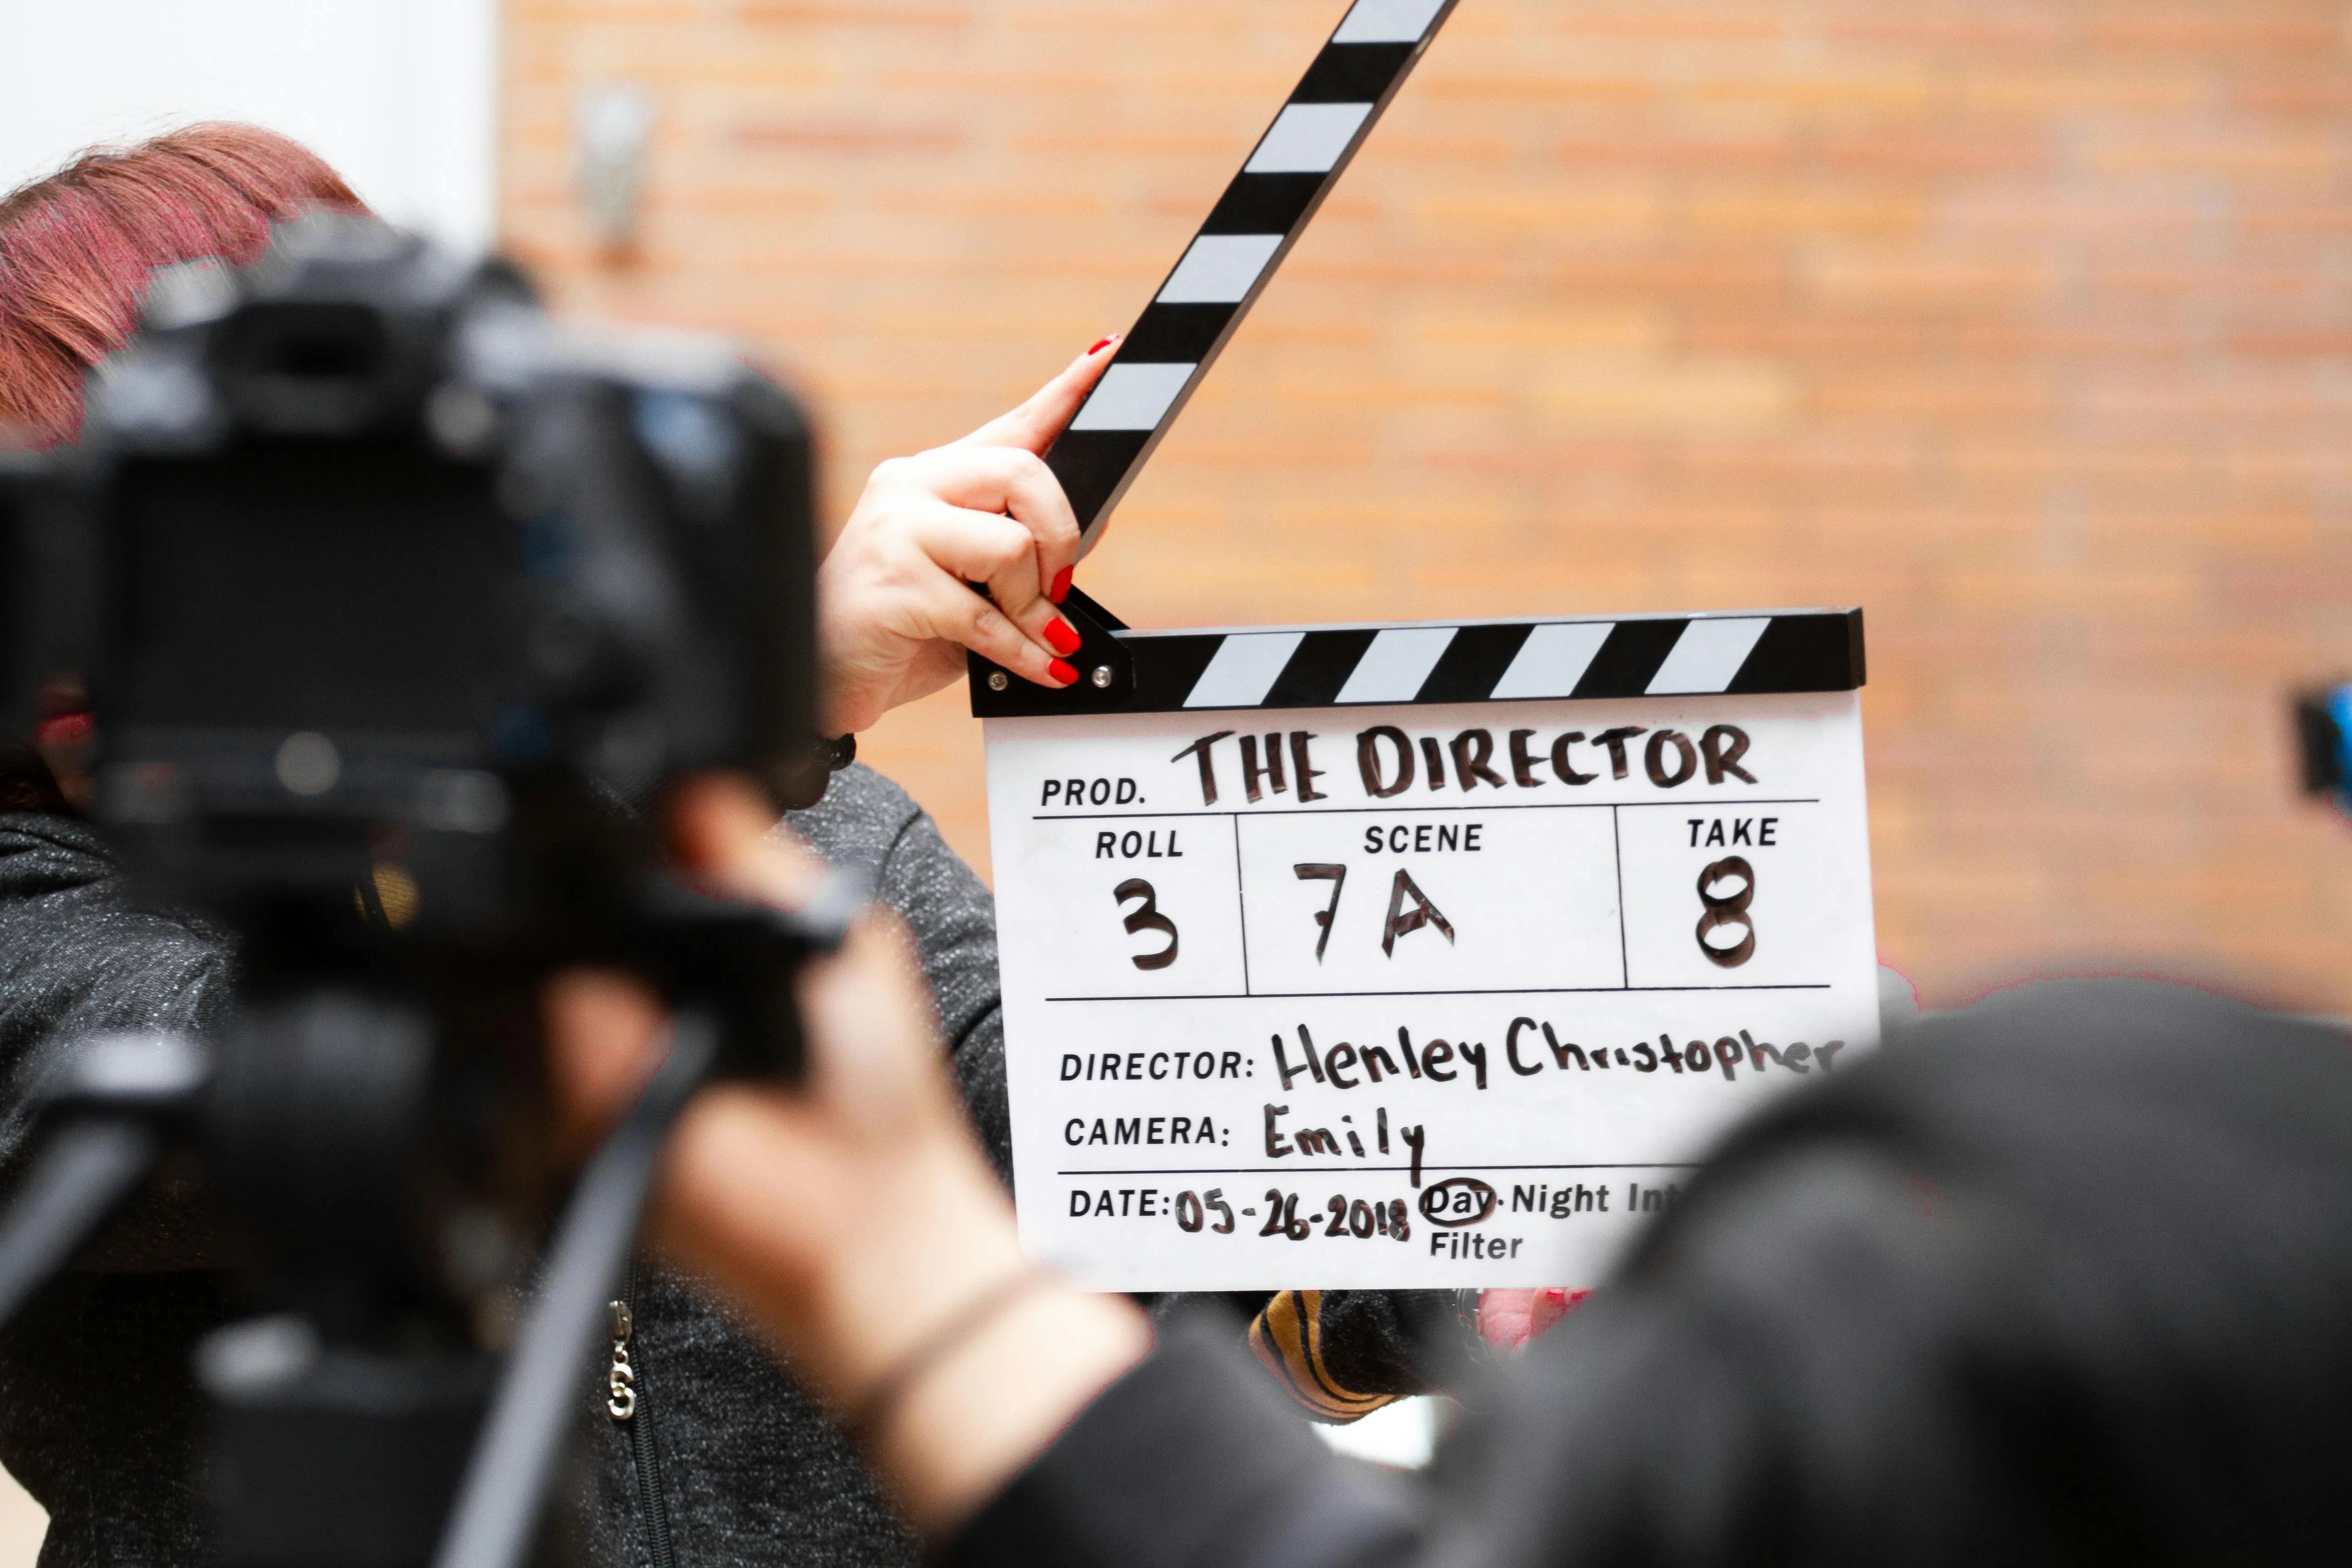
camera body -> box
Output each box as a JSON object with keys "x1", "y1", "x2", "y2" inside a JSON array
[
  {"x1": 19, "y1": 214, "x2": 820, "y2": 939},
  {"x1": 0, "y1": 218, "x2": 843, "y2": 1567}
]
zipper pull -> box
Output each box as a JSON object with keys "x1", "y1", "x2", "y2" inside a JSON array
[{"x1": 607, "y1": 1298, "x2": 637, "y2": 1421}]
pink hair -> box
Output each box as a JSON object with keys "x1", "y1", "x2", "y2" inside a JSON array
[{"x1": 0, "y1": 123, "x2": 368, "y2": 449}]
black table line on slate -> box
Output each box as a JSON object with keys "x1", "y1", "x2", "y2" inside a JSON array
[
  {"x1": 1054, "y1": 1163, "x2": 1706, "y2": 1177},
  {"x1": 1032, "y1": 797, "x2": 1824, "y2": 821},
  {"x1": 1610, "y1": 806, "x2": 1629, "y2": 989},
  {"x1": 1043, "y1": 983, "x2": 1833, "y2": 1003}
]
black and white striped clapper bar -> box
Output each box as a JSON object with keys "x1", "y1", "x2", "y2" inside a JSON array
[
  {"x1": 1041, "y1": 0, "x2": 1465, "y2": 554},
  {"x1": 974, "y1": 609, "x2": 1864, "y2": 719}
]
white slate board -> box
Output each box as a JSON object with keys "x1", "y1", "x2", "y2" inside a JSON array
[{"x1": 984, "y1": 663, "x2": 1878, "y2": 1291}]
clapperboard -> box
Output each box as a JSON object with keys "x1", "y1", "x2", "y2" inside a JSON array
[{"x1": 970, "y1": 0, "x2": 1879, "y2": 1290}]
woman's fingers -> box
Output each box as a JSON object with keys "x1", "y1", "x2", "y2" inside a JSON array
[
  {"x1": 954, "y1": 336, "x2": 1119, "y2": 458},
  {"x1": 900, "y1": 504, "x2": 1080, "y2": 686},
  {"x1": 911, "y1": 445, "x2": 1083, "y2": 604},
  {"x1": 914, "y1": 555, "x2": 1074, "y2": 691}
]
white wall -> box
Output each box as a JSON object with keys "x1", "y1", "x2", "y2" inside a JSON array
[{"x1": 0, "y1": 0, "x2": 500, "y2": 251}]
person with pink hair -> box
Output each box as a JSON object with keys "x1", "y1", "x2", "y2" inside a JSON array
[
  {"x1": 0, "y1": 124, "x2": 367, "y2": 449},
  {"x1": 0, "y1": 122, "x2": 1523, "y2": 1567},
  {"x1": 0, "y1": 119, "x2": 1108, "y2": 1568}
]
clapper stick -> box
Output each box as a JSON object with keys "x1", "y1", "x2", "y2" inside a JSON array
[
  {"x1": 973, "y1": 0, "x2": 1866, "y2": 719},
  {"x1": 1049, "y1": 0, "x2": 1462, "y2": 555}
]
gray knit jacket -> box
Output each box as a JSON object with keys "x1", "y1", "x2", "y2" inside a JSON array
[{"x1": 0, "y1": 765, "x2": 1010, "y2": 1568}]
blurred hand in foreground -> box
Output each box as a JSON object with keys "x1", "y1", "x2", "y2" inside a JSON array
[
  {"x1": 1476, "y1": 1288, "x2": 1584, "y2": 1354},
  {"x1": 817, "y1": 338, "x2": 1119, "y2": 736},
  {"x1": 544, "y1": 775, "x2": 1150, "y2": 1534}
]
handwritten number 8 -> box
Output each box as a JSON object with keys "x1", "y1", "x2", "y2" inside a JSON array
[
  {"x1": 1114, "y1": 878, "x2": 1179, "y2": 970},
  {"x1": 1695, "y1": 856, "x2": 1756, "y2": 968}
]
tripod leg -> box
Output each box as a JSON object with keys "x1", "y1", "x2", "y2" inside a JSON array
[
  {"x1": 0, "y1": 1120, "x2": 158, "y2": 1329},
  {"x1": 432, "y1": 1013, "x2": 719, "y2": 1568}
]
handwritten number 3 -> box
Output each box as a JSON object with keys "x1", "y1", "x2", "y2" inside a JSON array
[
  {"x1": 1114, "y1": 878, "x2": 1180, "y2": 970},
  {"x1": 1695, "y1": 856, "x2": 1756, "y2": 968}
]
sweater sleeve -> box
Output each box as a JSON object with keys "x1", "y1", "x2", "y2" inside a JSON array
[
  {"x1": 0, "y1": 810, "x2": 240, "y2": 1269},
  {"x1": 948, "y1": 1317, "x2": 1422, "y2": 1568},
  {"x1": 872, "y1": 808, "x2": 1012, "y2": 1185},
  {"x1": 783, "y1": 764, "x2": 1013, "y2": 1183}
]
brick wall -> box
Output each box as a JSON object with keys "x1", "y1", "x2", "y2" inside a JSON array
[{"x1": 503, "y1": 0, "x2": 2352, "y2": 1010}]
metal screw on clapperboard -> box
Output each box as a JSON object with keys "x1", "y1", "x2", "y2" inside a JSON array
[{"x1": 984, "y1": 665, "x2": 1116, "y2": 693}]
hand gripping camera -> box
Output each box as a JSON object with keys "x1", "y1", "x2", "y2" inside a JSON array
[{"x1": 0, "y1": 216, "x2": 847, "y2": 1568}]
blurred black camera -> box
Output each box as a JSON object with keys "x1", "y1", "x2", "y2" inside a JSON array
[
  {"x1": 14, "y1": 213, "x2": 821, "y2": 933},
  {"x1": 0, "y1": 448, "x2": 66, "y2": 756},
  {"x1": 0, "y1": 218, "x2": 844, "y2": 1568}
]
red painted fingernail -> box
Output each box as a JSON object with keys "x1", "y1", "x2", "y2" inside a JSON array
[
  {"x1": 1048, "y1": 657, "x2": 1079, "y2": 686},
  {"x1": 1049, "y1": 565, "x2": 1073, "y2": 603},
  {"x1": 33, "y1": 711, "x2": 92, "y2": 747},
  {"x1": 1043, "y1": 617, "x2": 1081, "y2": 656},
  {"x1": 1087, "y1": 336, "x2": 1117, "y2": 355}
]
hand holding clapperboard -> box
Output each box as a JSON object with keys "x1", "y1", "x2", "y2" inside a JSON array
[{"x1": 970, "y1": 0, "x2": 1879, "y2": 1290}]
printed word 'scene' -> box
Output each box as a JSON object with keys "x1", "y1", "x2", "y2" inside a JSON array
[{"x1": 1363, "y1": 822, "x2": 1484, "y2": 854}]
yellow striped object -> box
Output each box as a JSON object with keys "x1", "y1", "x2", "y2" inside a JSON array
[{"x1": 1247, "y1": 1289, "x2": 1400, "y2": 1424}]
